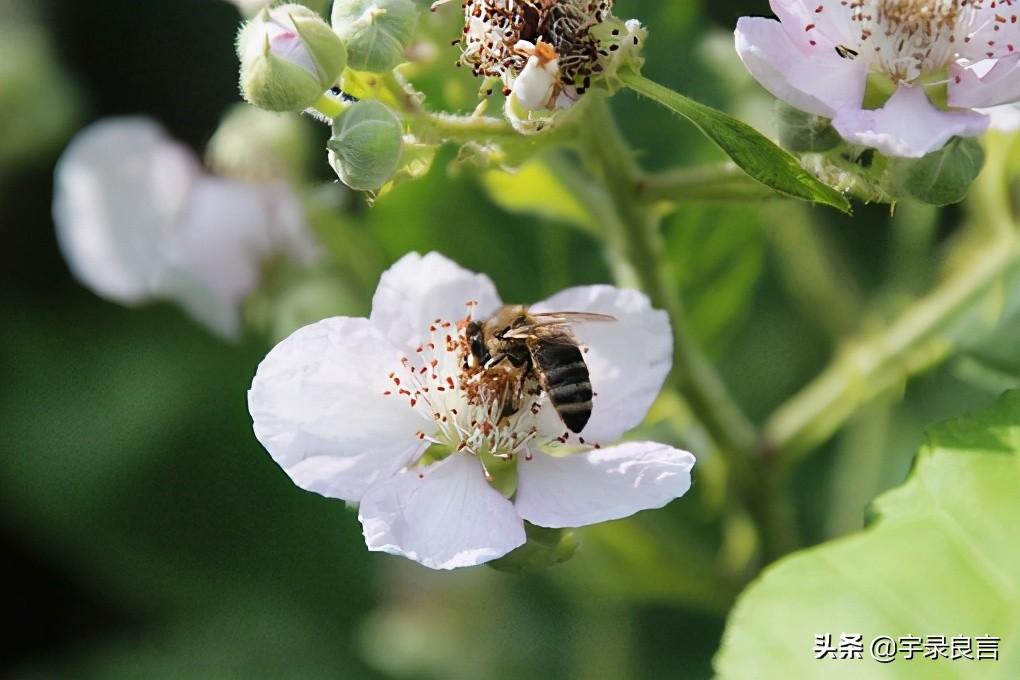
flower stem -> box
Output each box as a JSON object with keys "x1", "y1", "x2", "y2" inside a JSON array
[
  {"x1": 635, "y1": 162, "x2": 779, "y2": 203},
  {"x1": 311, "y1": 93, "x2": 347, "y2": 120},
  {"x1": 763, "y1": 235, "x2": 1020, "y2": 467},
  {"x1": 764, "y1": 138, "x2": 1020, "y2": 466},
  {"x1": 579, "y1": 97, "x2": 805, "y2": 563},
  {"x1": 408, "y1": 111, "x2": 518, "y2": 143},
  {"x1": 581, "y1": 98, "x2": 757, "y2": 463}
]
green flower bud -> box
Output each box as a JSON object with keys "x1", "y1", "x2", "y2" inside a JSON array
[
  {"x1": 0, "y1": 22, "x2": 80, "y2": 175},
  {"x1": 331, "y1": 0, "x2": 418, "y2": 73},
  {"x1": 776, "y1": 102, "x2": 841, "y2": 153},
  {"x1": 887, "y1": 137, "x2": 985, "y2": 206},
  {"x1": 327, "y1": 100, "x2": 404, "y2": 191},
  {"x1": 489, "y1": 524, "x2": 580, "y2": 574},
  {"x1": 206, "y1": 103, "x2": 313, "y2": 183},
  {"x1": 237, "y1": 4, "x2": 347, "y2": 112}
]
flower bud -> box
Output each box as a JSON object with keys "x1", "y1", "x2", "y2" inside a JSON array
[
  {"x1": 776, "y1": 102, "x2": 841, "y2": 153},
  {"x1": 887, "y1": 137, "x2": 985, "y2": 206},
  {"x1": 0, "y1": 22, "x2": 80, "y2": 174},
  {"x1": 237, "y1": 4, "x2": 347, "y2": 112},
  {"x1": 331, "y1": 0, "x2": 418, "y2": 73},
  {"x1": 206, "y1": 104, "x2": 313, "y2": 183},
  {"x1": 327, "y1": 100, "x2": 404, "y2": 191}
]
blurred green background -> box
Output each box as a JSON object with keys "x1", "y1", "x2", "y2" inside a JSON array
[{"x1": 1, "y1": 1, "x2": 1008, "y2": 678}]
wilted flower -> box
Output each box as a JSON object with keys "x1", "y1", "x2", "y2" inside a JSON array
[
  {"x1": 237, "y1": 3, "x2": 347, "y2": 112},
  {"x1": 446, "y1": 0, "x2": 646, "y2": 132},
  {"x1": 736, "y1": 0, "x2": 1020, "y2": 157},
  {"x1": 248, "y1": 252, "x2": 695, "y2": 570},
  {"x1": 54, "y1": 117, "x2": 318, "y2": 338}
]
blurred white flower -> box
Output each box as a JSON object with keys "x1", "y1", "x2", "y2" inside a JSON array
[
  {"x1": 249, "y1": 252, "x2": 695, "y2": 570},
  {"x1": 736, "y1": 0, "x2": 1020, "y2": 157},
  {"x1": 54, "y1": 117, "x2": 318, "y2": 338}
]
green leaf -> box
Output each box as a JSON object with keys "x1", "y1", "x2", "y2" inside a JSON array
[
  {"x1": 619, "y1": 71, "x2": 851, "y2": 213},
  {"x1": 715, "y1": 391, "x2": 1020, "y2": 679}
]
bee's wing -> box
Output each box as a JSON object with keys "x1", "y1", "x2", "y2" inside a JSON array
[
  {"x1": 502, "y1": 312, "x2": 615, "y2": 342},
  {"x1": 526, "y1": 312, "x2": 617, "y2": 325}
]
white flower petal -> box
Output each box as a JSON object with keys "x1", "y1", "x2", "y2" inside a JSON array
[
  {"x1": 513, "y1": 54, "x2": 558, "y2": 111},
  {"x1": 370, "y1": 252, "x2": 503, "y2": 351},
  {"x1": 53, "y1": 117, "x2": 201, "y2": 305},
  {"x1": 768, "y1": 0, "x2": 856, "y2": 48},
  {"x1": 530, "y1": 286, "x2": 671, "y2": 442},
  {"x1": 160, "y1": 177, "x2": 272, "y2": 338},
  {"x1": 957, "y1": 5, "x2": 1020, "y2": 63},
  {"x1": 358, "y1": 453, "x2": 526, "y2": 569},
  {"x1": 515, "y1": 443, "x2": 696, "y2": 528},
  {"x1": 249, "y1": 317, "x2": 425, "y2": 503},
  {"x1": 950, "y1": 56, "x2": 1020, "y2": 109},
  {"x1": 832, "y1": 85, "x2": 990, "y2": 158},
  {"x1": 735, "y1": 17, "x2": 867, "y2": 118}
]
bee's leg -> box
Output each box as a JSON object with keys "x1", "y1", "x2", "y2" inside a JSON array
[{"x1": 484, "y1": 353, "x2": 508, "y2": 369}]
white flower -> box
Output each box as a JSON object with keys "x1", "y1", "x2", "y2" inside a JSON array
[
  {"x1": 248, "y1": 252, "x2": 696, "y2": 570},
  {"x1": 53, "y1": 117, "x2": 318, "y2": 338},
  {"x1": 735, "y1": 0, "x2": 1020, "y2": 157}
]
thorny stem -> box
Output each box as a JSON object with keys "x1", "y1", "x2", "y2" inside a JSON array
[{"x1": 763, "y1": 147, "x2": 1020, "y2": 468}]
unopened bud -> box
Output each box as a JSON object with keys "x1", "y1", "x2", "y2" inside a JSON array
[
  {"x1": 331, "y1": 0, "x2": 418, "y2": 73},
  {"x1": 206, "y1": 104, "x2": 312, "y2": 183},
  {"x1": 327, "y1": 100, "x2": 404, "y2": 191},
  {"x1": 237, "y1": 4, "x2": 347, "y2": 112}
]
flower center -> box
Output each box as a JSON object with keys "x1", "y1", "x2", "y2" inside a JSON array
[
  {"x1": 853, "y1": 0, "x2": 963, "y2": 81},
  {"x1": 382, "y1": 303, "x2": 547, "y2": 466}
]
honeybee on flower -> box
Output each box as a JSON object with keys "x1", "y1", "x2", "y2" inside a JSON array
[{"x1": 248, "y1": 252, "x2": 695, "y2": 570}]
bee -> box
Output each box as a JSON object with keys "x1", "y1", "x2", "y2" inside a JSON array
[{"x1": 466, "y1": 306, "x2": 616, "y2": 434}]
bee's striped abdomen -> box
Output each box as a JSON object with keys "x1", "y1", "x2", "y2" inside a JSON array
[{"x1": 533, "y1": 341, "x2": 593, "y2": 434}]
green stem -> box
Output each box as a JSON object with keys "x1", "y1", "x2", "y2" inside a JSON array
[
  {"x1": 408, "y1": 111, "x2": 518, "y2": 143},
  {"x1": 764, "y1": 237, "x2": 1020, "y2": 467},
  {"x1": 311, "y1": 93, "x2": 347, "y2": 120},
  {"x1": 635, "y1": 163, "x2": 780, "y2": 203},
  {"x1": 581, "y1": 97, "x2": 758, "y2": 461},
  {"x1": 579, "y1": 99, "x2": 799, "y2": 562}
]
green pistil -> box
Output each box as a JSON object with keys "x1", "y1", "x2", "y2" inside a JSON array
[
  {"x1": 419, "y1": 442, "x2": 520, "y2": 499},
  {"x1": 863, "y1": 69, "x2": 949, "y2": 111},
  {"x1": 479, "y1": 447, "x2": 519, "y2": 500}
]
